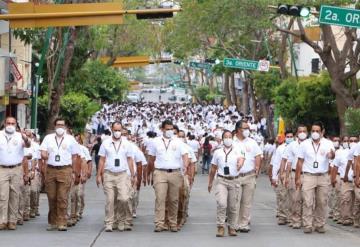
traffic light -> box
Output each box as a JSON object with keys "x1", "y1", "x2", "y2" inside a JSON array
[{"x1": 277, "y1": 4, "x2": 310, "y2": 17}]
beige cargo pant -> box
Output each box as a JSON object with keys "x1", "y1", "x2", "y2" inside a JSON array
[
  {"x1": 117, "y1": 183, "x2": 135, "y2": 228},
  {"x1": 289, "y1": 172, "x2": 302, "y2": 227},
  {"x1": 18, "y1": 181, "x2": 30, "y2": 221},
  {"x1": 0, "y1": 165, "x2": 22, "y2": 225},
  {"x1": 153, "y1": 169, "x2": 182, "y2": 229},
  {"x1": 103, "y1": 171, "x2": 131, "y2": 228},
  {"x1": 352, "y1": 185, "x2": 360, "y2": 226},
  {"x1": 329, "y1": 174, "x2": 341, "y2": 220},
  {"x1": 236, "y1": 173, "x2": 256, "y2": 230},
  {"x1": 215, "y1": 177, "x2": 240, "y2": 229},
  {"x1": 30, "y1": 171, "x2": 41, "y2": 216},
  {"x1": 339, "y1": 180, "x2": 354, "y2": 223},
  {"x1": 302, "y1": 173, "x2": 329, "y2": 230},
  {"x1": 275, "y1": 182, "x2": 290, "y2": 221}
]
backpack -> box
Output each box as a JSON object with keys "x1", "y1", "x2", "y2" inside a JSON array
[{"x1": 203, "y1": 144, "x2": 212, "y2": 156}]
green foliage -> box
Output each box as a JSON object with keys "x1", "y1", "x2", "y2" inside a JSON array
[
  {"x1": 345, "y1": 108, "x2": 360, "y2": 136},
  {"x1": 252, "y1": 70, "x2": 282, "y2": 102},
  {"x1": 274, "y1": 73, "x2": 338, "y2": 133},
  {"x1": 66, "y1": 60, "x2": 129, "y2": 103},
  {"x1": 195, "y1": 86, "x2": 210, "y2": 101},
  {"x1": 37, "y1": 92, "x2": 100, "y2": 134}
]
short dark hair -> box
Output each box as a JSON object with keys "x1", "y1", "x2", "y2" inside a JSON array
[
  {"x1": 161, "y1": 119, "x2": 173, "y2": 129},
  {"x1": 312, "y1": 121, "x2": 324, "y2": 131},
  {"x1": 54, "y1": 117, "x2": 65, "y2": 126},
  {"x1": 222, "y1": 130, "x2": 233, "y2": 139},
  {"x1": 111, "y1": 121, "x2": 122, "y2": 128},
  {"x1": 173, "y1": 125, "x2": 179, "y2": 133},
  {"x1": 235, "y1": 120, "x2": 247, "y2": 131},
  {"x1": 285, "y1": 129, "x2": 293, "y2": 135}
]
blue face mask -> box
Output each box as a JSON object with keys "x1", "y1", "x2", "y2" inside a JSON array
[{"x1": 285, "y1": 138, "x2": 294, "y2": 145}]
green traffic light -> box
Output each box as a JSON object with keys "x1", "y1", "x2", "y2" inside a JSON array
[{"x1": 300, "y1": 7, "x2": 310, "y2": 17}]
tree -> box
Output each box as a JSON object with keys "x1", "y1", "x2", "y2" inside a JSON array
[{"x1": 345, "y1": 108, "x2": 360, "y2": 136}]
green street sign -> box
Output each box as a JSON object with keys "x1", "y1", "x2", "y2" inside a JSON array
[
  {"x1": 319, "y1": 5, "x2": 360, "y2": 29},
  {"x1": 223, "y1": 58, "x2": 259, "y2": 70},
  {"x1": 189, "y1": 61, "x2": 212, "y2": 70}
]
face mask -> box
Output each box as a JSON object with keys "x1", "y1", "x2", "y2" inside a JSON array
[
  {"x1": 285, "y1": 138, "x2": 294, "y2": 145},
  {"x1": 298, "y1": 132, "x2": 307, "y2": 141},
  {"x1": 223, "y1": 138, "x2": 233, "y2": 147},
  {"x1": 311, "y1": 132, "x2": 320, "y2": 141},
  {"x1": 333, "y1": 141, "x2": 340, "y2": 149},
  {"x1": 5, "y1": 125, "x2": 15, "y2": 134},
  {"x1": 179, "y1": 137, "x2": 186, "y2": 143},
  {"x1": 350, "y1": 143, "x2": 356, "y2": 149},
  {"x1": 243, "y1": 129, "x2": 250, "y2": 138},
  {"x1": 342, "y1": 143, "x2": 349, "y2": 149},
  {"x1": 55, "y1": 127, "x2": 65, "y2": 136},
  {"x1": 113, "y1": 131, "x2": 121, "y2": 139},
  {"x1": 165, "y1": 130, "x2": 173, "y2": 139}
]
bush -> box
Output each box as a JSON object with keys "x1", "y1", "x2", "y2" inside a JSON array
[{"x1": 345, "y1": 108, "x2": 360, "y2": 136}]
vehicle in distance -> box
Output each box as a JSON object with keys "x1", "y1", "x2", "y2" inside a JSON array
[
  {"x1": 168, "y1": 95, "x2": 177, "y2": 101},
  {"x1": 126, "y1": 92, "x2": 142, "y2": 102}
]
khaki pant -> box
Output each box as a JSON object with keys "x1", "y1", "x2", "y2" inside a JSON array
[
  {"x1": 339, "y1": 180, "x2": 354, "y2": 222},
  {"x1": 30, "y1": 171, "x2": 41, "y2": 215},
  {"x1": 301, "y1": 173, "x2": 329, "y2": 229},
  {"x1": 215, "y1": 177, "x2": 239, "y2": 229},
  {"x1": 329, "y1": 175, "x2": 341, "y2": 220},
  {"x1": 236, "y1": 174, "x2": 256, "y2": 229},
  {"x1": 0, "y1": 165, "x2": 22, "y2": 224},
  {"x1": 70, "y1": 184, "x2": 79, "y2": 221},
  {"x1": 177, "y1": 175, "x2": 191, "y2": 226},
  {"x1": 289, "y1": 172, "x2": 302, "y2": 226},
  {"x1": 18, "y1": 182, "x2": 30, "y2": 221},
  {"x1": 131, "y1": 189, "x2": 140, "y2": 215},
  {"x1": 45, "y1": 166, "x2": 72, "y2": 226},
  {"x1": 275, "y1": 182, "x2": 290, "y2": 221},
  {"x1": 153, "y1": 169, "x2": 182, "y2": 229},
  {"x1": 103, "y1": 171, "x2": 131, "y2": 228},
  {"x1": 353, "y1": 185, "x2": 360, "y2": 225}
]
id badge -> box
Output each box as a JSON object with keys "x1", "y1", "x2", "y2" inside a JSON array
[
  {"x1": 55, "y1": 155, "x2": 61, "y2": 162},
  {"x1": 224, "y1": 166, "x2": 230, "y2": 175},
  {"x1": 313, "y1": 161, "x2": 319, "y2": 169},
  {"x1": 115, "y1": 159, "x2": 120, "y2": 167}
]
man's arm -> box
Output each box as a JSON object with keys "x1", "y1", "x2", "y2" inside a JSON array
[
  {"x1": 147, "y1": 155, "x2": 156, "y2": 185},
  {"x1": 208, "y1": 165, "x2": 217, "y2": 193},
  {"x1": 96, "y1": 156, "x2": 106, "y2": 187},
  {"x1": 295, "y1": 158, "x2": 304, "y2": 190},
  {"x1": 255, "y1": 154, "x2": 261, "y2": 176}
]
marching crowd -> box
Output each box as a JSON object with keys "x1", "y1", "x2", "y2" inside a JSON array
[{"x1": 0, "y1": 101, "x2": 359, "y2": 238}]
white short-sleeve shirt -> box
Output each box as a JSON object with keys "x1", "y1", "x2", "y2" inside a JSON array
[
  {"x1": 233, "y1": 137, "x2": 262, "y2": 173},
  {"x1": 0, "y1": 131, "x2": 25, "y2": 166},
  {"x1": 98, "y1": 138, "x2": 133, "y2": 173},
  {"x1": 211, "y1": 146, "x2": 245, "y2": 176},
  {"x1": 40, "y1": 133, "x2": 80, "y2": 167},
  {"x1": 297, "y1": 138, "x2": 335, "y2": 173},
  {"x1": 147, "y1": 137, "x2": 188, "y2": 169},
  {"x1": 271, "y1": 143, "x2": 287, "y2": 180},
  {"x1": 333, "y1": 148, "x2": 353, "y2": 180},
  {"x1": 283, "y1": 140, "x2": 301, "y2": 170},
  {"x1": 80, "y1": 145, "x2": 92, "y2": 161}
]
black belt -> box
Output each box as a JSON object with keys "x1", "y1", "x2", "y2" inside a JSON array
[
  {"x1": 218, "y1": 174, "x2": 240, "y2": 180},
  {"x1": 48, "y1": 164, "x2": 72, "y2": 170},
  {"x1": 155, "y1": 168, "x2": 181, "y2": 173},
  {"x1": 292, "y1": 169, "x2": 296, "y2": 172},
  {"x1": 239, "y1": 170, "x2": 255, "y2": 177},
  {"x1": 0, "y1": 163, "x2": 21, "y2": 169},
  {"x1": 303, "y1": 172, "x2": 327, "y2": 176}
]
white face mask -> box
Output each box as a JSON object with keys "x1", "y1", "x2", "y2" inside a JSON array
[
  {"x1": 113, "y1": 131, "x2": 121, "y2": 139},
  {"x1": 298, "y1": 132, "x2": 307, "y2": 141},
  {"x1": 333, "y1": 141, "x2": 340, "y2": 149},
  {"x1": 164, "y1": 130, "x2": 174, "y2": 139},
  {"x1": 350, "y1": 142, "x2": 357, "y2": 149},
  {"x1": 223, "y1": 138, "x2": 233, "y2": 147},
  {"x1": 55, "y1": 127, "x2": 65, "y2": 136},
  {"x1": 242, "y1": 129, "x2": 250, "y2": 138},
  {"x1": 342, "y1": 142, "x2": 349, "y2": 149},
  {"x1": 311, "y1": 132, "x2": 320, "y2": 141},
  {"x1": 5, "y1": 125, "x2": 16, "y2": 134}
]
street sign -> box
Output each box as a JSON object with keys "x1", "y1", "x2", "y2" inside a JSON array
[
  {"x1": 223, "y1": 58, "x2": 259, "y2": 70},
  {"x1": 319, "y1": 5, "x2": 360, "y2": 29},
  {"x1": 189, "y1": 62, "x2": 212, "y2": 70},
  {"x1": 258, "y1": 60, "x2": 270, "y2": 72}
]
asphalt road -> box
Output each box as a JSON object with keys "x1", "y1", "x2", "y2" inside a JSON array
[{"x1": 1, "y1": 174, "x2": 360, "y2": 247}]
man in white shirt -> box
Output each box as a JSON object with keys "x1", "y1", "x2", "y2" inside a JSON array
[
  {"x1": 40, "y1": 118, "x2": 81, "y2": 231},
  {"x1": 0, "y1": 116, "x2": 31, "y2": 230},
  {"x1": 147, "y1": 120, "x2": 189, "y2": 232},
  {"x1": 280, "y1": 125, "x2": 308, "y2": 229},
  {"x1": 295, "y1": 121, "x2": 335, "y2": 233},
  {"x1": 233, "y1": 121, "x2": 262, "y2": 232},
  {"x1": 96, "y1": 121, "x2": 135, "y2": 232}
]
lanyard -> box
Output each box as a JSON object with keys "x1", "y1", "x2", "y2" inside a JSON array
[
  {"x1": 112, "y1": 140, "x2": 122, "y2": 155},
  {"x1": 5, "y1": 135, "x2": 12, "y2": 144},
  {"x1": 55, "y1": 136, "x2": 64, "y2": 150},
  {"x1": 311, "y1": 141, "x2": 321, "y2": 161},
  {"x1": 223, "y1": 147, "x2": 233, "y2": 163},
  {"x1": 162, "y1": 138, "x2": 171, "y2": 152}
]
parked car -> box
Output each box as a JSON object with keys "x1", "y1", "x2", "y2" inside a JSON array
[
  {"x1": 127, "y1": 92, "x2": 141, "y2": 102},
  {"x1": 168, "y1": 95, "x2": 177, "y2": 101}
]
